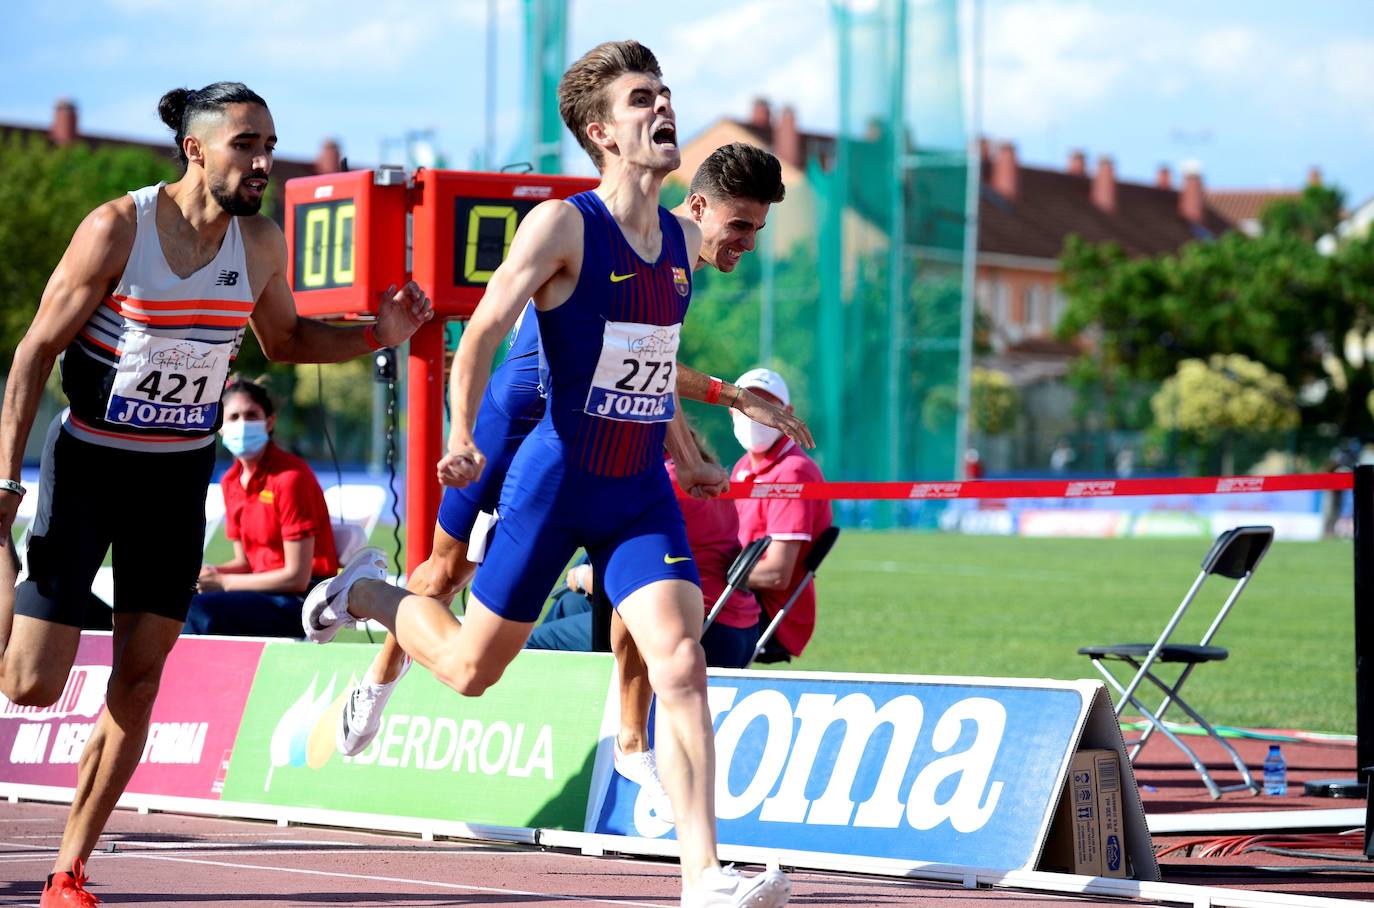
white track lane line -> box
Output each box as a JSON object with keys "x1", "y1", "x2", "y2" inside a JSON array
[
  {"x1": 0, "y1": 845, "x2": 535, "y2": 864},
  {"x1": 116, "y1": 853, "x2": 672, "y2": 906}
]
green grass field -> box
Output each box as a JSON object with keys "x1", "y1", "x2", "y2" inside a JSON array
[
  {"x1": 803, "y1": 533, "x2": 1354, "y2": 734},
  {"x1": 207, "y1": 528, "x2": 1357, "y2": 735}
]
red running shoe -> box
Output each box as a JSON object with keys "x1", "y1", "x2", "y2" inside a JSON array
[{"x1": 40, "y1": 858, "x2": 100, "y2": 907}]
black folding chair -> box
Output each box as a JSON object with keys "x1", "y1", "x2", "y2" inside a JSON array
[
  {"x1": 754, "y1": 525, "x2": 841, "y2": 661},
  {"x1": 1078, "y1": 525, "x2": 1275, "y2": 799},
  {"x1": 702, "y1": 535, "x2": 771, "y2": 635}
]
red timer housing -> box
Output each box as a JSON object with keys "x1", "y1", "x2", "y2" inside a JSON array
[
  {"x1": 284, "y1": 170, "x2": 408, "y2": 319},
  {"x1": 282, "y1": 167, "x2": 599, "y2": 578},
  {"x1": 410, "y1": 169, "x2": 597, "y2": 317}
]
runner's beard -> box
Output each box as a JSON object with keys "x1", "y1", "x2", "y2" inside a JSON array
[{"x1": 210, "y1": 176, "x2": 265, "y2": 216}]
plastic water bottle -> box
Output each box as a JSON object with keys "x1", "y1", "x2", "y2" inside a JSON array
[{"x1": 1263, "y1": 744, "x2": 1287, "y2": 796}]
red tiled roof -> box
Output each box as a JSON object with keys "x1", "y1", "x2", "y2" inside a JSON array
[
  {"x1": 727, "y1": 119, "x2": 837, "y2": 171},
  {"x1": 978, "y1": 161, "x2": 1233, "y2": 261},
  {"x1": 1204, "y1": 190, "x2": 1300, "y2": 227}
]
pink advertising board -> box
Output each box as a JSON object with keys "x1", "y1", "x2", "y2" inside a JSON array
[{"x1": 0, "y1": 633, "x2": 265, "y2": 799}]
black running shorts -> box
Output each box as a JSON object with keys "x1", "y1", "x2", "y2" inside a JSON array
[{"x1": 15, "y1": 420, "x2": 216, "y2": 626}]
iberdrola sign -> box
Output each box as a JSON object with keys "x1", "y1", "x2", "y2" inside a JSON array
[{"x1": 220, "y1": 643, "x2": 611, "y2": 830}]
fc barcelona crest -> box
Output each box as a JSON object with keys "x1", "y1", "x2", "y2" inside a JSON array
[{"x1": 671, "y1": 266, "x2": 690, "y2": 297}]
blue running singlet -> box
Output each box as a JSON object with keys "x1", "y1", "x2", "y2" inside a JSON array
[{"x1": 471, "y1": 192, "x2": 701, "y2": 620}]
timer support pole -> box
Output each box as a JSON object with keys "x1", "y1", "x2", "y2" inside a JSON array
[{"x1": 406, "y1": 317, "x2": 448, "y2": 578}]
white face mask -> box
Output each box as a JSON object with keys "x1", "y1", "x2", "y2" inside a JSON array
[
  {"x1": 731, "y1": 408, "x2": 782, "y2": 454},
  {"x1": 222, "y1": 419, "x2": 270, "y2": 458}
]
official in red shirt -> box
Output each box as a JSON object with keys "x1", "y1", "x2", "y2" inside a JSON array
[
  {"x1": 183, "y1": 377, "x2": 338, "y2": 637},
  {"x1": 730, "y1": 368, "x2": 833, "y2": 660}
]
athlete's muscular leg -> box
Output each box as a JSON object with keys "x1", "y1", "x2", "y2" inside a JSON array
[
  {"x1": 617, "y1": 580, "x2": 718, "y2": 886},
  {"x1": 51, "y1": 610, "x2": 181, "y2": 874},
  {"x1": 365, "y1": 524, "x2": 476, "y2": 686},
  {"x1": 343, "y1": 582, "x2": 529, "y2": 696},
  {"x1": 0, "y1": 536, "x2": 15, "y2": 651},
  {"x1": 0, "y1": 540, "x2": 81, "y2": 707},
  {"x1": 610, "y1": 610, "x2": 653, "y2": 755}
]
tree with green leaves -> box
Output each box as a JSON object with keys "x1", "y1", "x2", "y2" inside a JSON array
[
  {"x1": 1057, "y1": 184, "x2": 1374, "y2": 445},
  {"x1": 0, "y1": 134, "x2": 178, "y2": 366}
]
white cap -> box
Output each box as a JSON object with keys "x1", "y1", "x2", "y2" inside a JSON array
[{"x1": 735, "y1": 367, "x2": 789, "y2": 406}]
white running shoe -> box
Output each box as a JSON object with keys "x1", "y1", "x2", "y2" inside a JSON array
[
  {"x1": 614, "y1": 742, "x2": 674, "y2": 824},
  {"x1": 337, "y1": 656, "x2": 412, "y2": 756},
  {"x1": 302, "y1": 547, "x2": 388, "y2": 643},
  {"x1": 681, "y1": 867, "x2": 790, "y2": 908}
]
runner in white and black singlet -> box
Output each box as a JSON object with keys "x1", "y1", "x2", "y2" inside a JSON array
[{"x1": 0, "y1": 82, "x2": 432, "y2": 907}]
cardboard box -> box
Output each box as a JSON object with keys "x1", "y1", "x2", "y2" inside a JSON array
[
  {"x1": 1093, "y1": 748, "x2": 1126, "y2": 878},
  {"x1": 1041, "y1": 748, "x2": 1127, "y2": 877}
]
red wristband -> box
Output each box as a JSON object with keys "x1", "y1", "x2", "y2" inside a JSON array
[
  {"x1": 363, "y1": 324, "x2": 385, "y2": 351},
  {"x1": 705, "y1": 376, "x2": 723, "y2": 405}
]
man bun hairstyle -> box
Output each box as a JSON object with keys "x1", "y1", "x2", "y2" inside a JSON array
[
  {"x1": 157, "y1": 81, "x2": 267, "y2": 169},
  {"x1": 557, "y1": 40, "x2": 662, "y2": 170},
  {"x1": 690, "y1": 143, "x2": 786, "y2": 205}
]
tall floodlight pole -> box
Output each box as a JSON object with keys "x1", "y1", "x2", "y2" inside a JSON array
[
  {"x1": 820, "y1": 2, "x2": 852, "y2": 469},
  {"x1": 523, "y1": 0, "x2": 567, "y2": 174},
  {"x1": 956, "y1": 0, "x2": 982, "y2": 478},
  {"x1": 885, "y1": 0, "x2": 908, "y2": 490},
  {"x1": 486, "y1": 0, "x2": 498, "y2": 169}
]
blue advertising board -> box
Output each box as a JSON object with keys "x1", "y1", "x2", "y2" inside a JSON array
[{"x1": 592, "y1": 673, "x2": 1149, "y2": 875}]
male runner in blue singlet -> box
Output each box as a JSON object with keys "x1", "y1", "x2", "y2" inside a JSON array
[
  {"x1": 335, "y1": 145, "x2": 798, "y2": 801},
  {"x1": 306, "y1": 43, "x2": 790, "y2": 908}
]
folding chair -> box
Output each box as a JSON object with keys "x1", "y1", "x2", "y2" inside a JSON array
[
  {"x1": 754, "y1": 525, "x2": 841, "y2": 661},
  {"x1": 202, "y1": 483, "x2": 226, "y2": 551},
  {"x1": 702, "y1": 535, "x2": 771, "y2": 634},
  {"x1": 1078, "y1": 525, "x2": 1274, "y2": 799},
  {"x1": 322, "y1": 483, "x2": 387, "y2": 540}
]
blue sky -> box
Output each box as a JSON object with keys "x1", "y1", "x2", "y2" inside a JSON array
[{"x1": 3, "y1": 0, "x2": 1371, "y2": 204}]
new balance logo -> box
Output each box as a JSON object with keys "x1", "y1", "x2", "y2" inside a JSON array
[{"x1": 214, "y1": 270, "x2": 240, "y2": 287}]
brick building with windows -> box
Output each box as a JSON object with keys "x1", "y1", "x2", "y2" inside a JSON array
[
  {"x1": 677, "y1": 99, "x2": 1269, "y2": 388},
  {"x1": 974, "y1": 140, "x2": 1233, "y2": 383}
]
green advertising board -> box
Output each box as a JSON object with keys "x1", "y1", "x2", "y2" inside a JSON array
[{"x1": 221, "y1": 642, "x2": 612, "y2": 830}]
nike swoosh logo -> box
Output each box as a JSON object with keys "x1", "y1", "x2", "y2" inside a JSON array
[
  {"x1": 663, "y1": 554, "x2": 692, "y2": 564},
  {"x1": 609, "y1": 271, "x2": 636, "y2": 283}
]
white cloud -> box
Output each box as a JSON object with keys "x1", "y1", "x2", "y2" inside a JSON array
[
  {"x1": 1320, "y1": 39, "x2": 1374, "y2": 135},
  {"x1": 982, "y1": 1, "x2": 1147, "y2": 134},
  {"x1": 1193, "y1": 26, "x2": 1262, "y2": 76},
  {"x1": 657, "y1": 0, "x2": 837, "y2": 136},
  {"x1": 982, "y1": 0, "x2": 1374, "y2": 154}
]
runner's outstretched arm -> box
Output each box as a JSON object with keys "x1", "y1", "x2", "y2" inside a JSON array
[
  {"x1": 247, "y1": 224, "x2": 432, "y2": 363},
  {"x1": 0, "y1": 202, "x2": 133, "y2": 543},
  {"x1": 438, "y1": 199, "x2": 583, "y2": 489},
  {"x1": 675, "y1": 364, "x2": 813, "y2": 448}
]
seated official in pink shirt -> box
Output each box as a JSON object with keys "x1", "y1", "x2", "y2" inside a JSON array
[{"x1": 729, "y1": 368, "x2": 832, "y2": 662}]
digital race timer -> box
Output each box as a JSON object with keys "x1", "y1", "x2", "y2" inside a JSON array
[
  {"x1": 410, "y1": 169, "x2": 597, "y2": 318},
  {"x1": 285, "y1": 168, "x2": 597, "y2": 320},
  {"x1": 284, "y1": 169, "x2": 407, "y2": 320}
]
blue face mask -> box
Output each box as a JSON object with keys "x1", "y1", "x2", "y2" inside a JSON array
[{"x1": 222, "y1": 419, "x2": 270, "y2": 458}]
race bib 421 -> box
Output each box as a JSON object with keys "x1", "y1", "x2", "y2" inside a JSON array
[{"x1": 105, "y1": 332, "x2": 227, "y2": 431}]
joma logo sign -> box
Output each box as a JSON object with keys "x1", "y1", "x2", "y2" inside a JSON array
[{"x1": 704, "y1": 688, "x2": 1006, "y2": 832}]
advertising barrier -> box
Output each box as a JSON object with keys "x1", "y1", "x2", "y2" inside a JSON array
[
  {"x1": 0, "y1": 634, "x2": 263, "y2": 800},
  {"x1": 220, "y1": 643, "x2": 612, "y2": 830},
  {"x1": 590, "y1": 672, "x2": 1159, "y2": 880},
  {"x1": 0, "y1": 635, "x2": 1157, "y2": 884}
]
